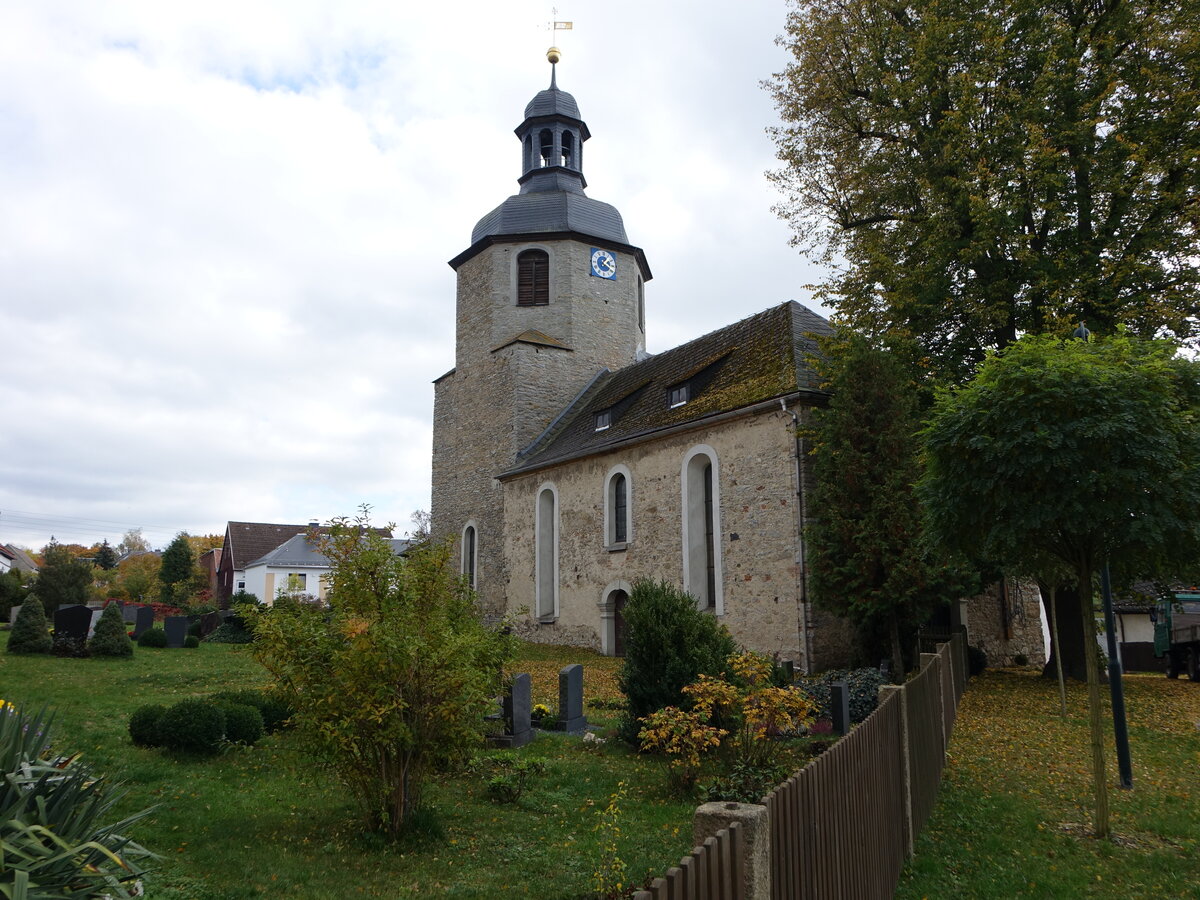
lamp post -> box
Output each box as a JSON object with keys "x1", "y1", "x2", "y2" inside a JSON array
[{"x1": 1073, "y1": 321, "x2": 1134, "y2": 789}]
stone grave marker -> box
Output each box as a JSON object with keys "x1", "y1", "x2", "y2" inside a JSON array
[
  {"x1": 200, "y1": 611, "x2": 221, "y2": 636},
  {"x1": 87, "y1": 608, "x2": 104, "y2": 638},
  {"x1": 9, "y1": 604, "x2": 21, "y2": 626},
  {"x1": 780, "y1": 660, "x2": 795, "y2": 684},
  {"x1": 121, "y1": 605, "x2": 139, "y2": 625},
  {"x1": 490, "y1": 673, "x2": 533, "y2": 748},
  {"x1": 558, "y1": 664, "x2": 588, "y2": 735},
  {"x1": 132, "y1": 606, "x2": 155, "y2": 638},
  {"x1": 831, "y1": 680, "x2": 851, "y2": 736},
  {"x1": 164, "y1": 616, "x2": 189, "y2": 649},
  {"x1": 53, "y1": 604, "x2": 91, "y2": 642}
]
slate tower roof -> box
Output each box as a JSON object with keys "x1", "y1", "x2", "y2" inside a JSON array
[{"x1": 451, "y1": 57, "x2": 644, "y2": 272}]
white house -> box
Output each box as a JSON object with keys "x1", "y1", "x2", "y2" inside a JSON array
[{"x1": 242, "y1": 533, "x2": 410, "y2": 605}]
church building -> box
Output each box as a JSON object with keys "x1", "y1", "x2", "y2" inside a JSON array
[{"x1": 430, "y1": 53, "x2": 1043, "y2": 673}]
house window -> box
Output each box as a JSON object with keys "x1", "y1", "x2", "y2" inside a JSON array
[
  {"x1": 535, "y1": 484, "x2": 559, "y2": 619},
  {"x1": 517, "y1": 249, "x2": 550, "y2": 306},
  {"x1": 682, "y1": 446, "x2": 722, "y2": 612},
  {"x1": 668, "y1": 384, "x2": 690, "y2": 408},
  {"x1": 595, "y1": 410, "x2": 611, "y2": 431},
  {"x1": 604, "y1": 465, "x2": 633, "y2": 548},
  {"x1": 237, "y1": 581, "x2": 245, "y2": 591},
  {"x1": 461, "y1": 523, "x2": 477, "y2": 589},
  {"x1": 287, "y1": 573, "x2": 307, "y2": 592}
]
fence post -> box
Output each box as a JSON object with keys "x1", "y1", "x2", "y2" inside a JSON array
[
  {"x1": 879, "y1": 684, "x2": 914, "y2": 859},
  {"x1": 694, "y1": 802, "x2": 769, "y2": 900}
]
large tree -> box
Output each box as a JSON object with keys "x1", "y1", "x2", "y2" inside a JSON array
[
  {"x1": 769, "y1": 0, "x2": 1200, "y2": 380},
  {"x1": 807, "y1": 334, "x2": 977, "y2": 674},
  {"x1": 158, "y1": 533, "x2": 195, "y2": 606},
  {"x1": 35, "y1": 538, "x2": 93, "y2": 616},
  {"x1": 920, "y1": 332, "x2": 1200, "y2": 837}
]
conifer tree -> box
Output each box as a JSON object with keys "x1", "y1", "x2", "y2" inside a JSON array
[
  {"x1": 89, "y1": 602, "x2": 133, "y2": 658},
  {"x1": 8, "y1": 594, "x2": 52, "y2": 655}
]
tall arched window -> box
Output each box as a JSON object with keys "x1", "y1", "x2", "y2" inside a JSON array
[
  {"x1": 517, "y1": 249, "x2": 550, "y2": 307},
  {"x1": 561, "y1": 130, "x2": 575, "y2": 168},
  {"x1": 682, "y1": 446, "x2": 722, "y2": 612},
  {"x1": 539, "y1": 128, "x2": 554, "y2": 166},
  {"x1": 461, "y1": 522, "x2": 477, "y2": 589},
  {"x1": 535, "y1": 484, "x2": 559, "y2": 620},
  {"x1": 604, "y1": 464, "x2": 632, "y2": 547}
]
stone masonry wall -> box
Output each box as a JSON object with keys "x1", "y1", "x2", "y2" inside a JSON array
[
  {"x1": 500, "y1": 406, "x2": 854, "y2": 672},
  {"x1": 966, "y1": 577, "x2": 1047, "y2": 667}
]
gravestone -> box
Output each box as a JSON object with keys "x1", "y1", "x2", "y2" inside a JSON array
[
  {"x1": 9, "y1": 604, "x2": 21, "y2": 626},
  {"x1": 164, "y1": 616, "x2": 189, "y2": 649},
  {"x1": 831, "y1": 680, "x2": 851, "y2": 736},
  {"x1": 200, "y1": 611, "x2": 221, "y2": 637},
  {"x1": 780, "y1": 660, "x2": 795, "y2": 684},
  {"x1": 53, "y1": 604, "x2": 91, "y2": 642},
  {"x1": 121, "y1": 605, "x2": 139, "y2": 625},
  {"x1": 558, "y1": 664, "x2": 588, "y2": 735},
  {"x1": 132, "y1": 606, "x2": 155, "y2": 638},
  {"x1": 87, "y1": 608, "x2": 104, "y2": 638},
  {"x1": 490, "y1": 673, "x2": 533, "y2": 748}
]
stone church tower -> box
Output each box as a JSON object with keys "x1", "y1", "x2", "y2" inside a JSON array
[{"x1": 432, "y1": 52, "x2": 652, "y2": 617}]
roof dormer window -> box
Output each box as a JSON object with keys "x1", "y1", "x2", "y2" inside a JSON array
[
  {"x1": 594, "y1": 410, "x2": 611, "y2": 431},
  {"x1": 668, "y1": 384, "x2": 690, "y2": 408}
]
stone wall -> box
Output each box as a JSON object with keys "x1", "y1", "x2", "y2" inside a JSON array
[
  {"x1": 500, "y1": 404, "x2": 853, "y2": 672},
  {"x1": 965, "y1": 578, "x2": 1047, "y2": 667}
]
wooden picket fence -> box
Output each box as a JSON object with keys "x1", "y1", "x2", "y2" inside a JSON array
[
  {"x1": 635, "y1": 635, "x2": 967, "y2": 900},
  {"x1": 632, "y1": 821, "x2": 745, "y2": 900}
]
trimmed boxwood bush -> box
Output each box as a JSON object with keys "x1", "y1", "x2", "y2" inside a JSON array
[
  {"x1": 157, "y1": 699, "x2": 226, "y2": 755},
  {"x1": 183, "y1": 635, "x2": 200, "y2": 649},
  {"x1": 617, "y1": 579, "x2": 737, "y2": 743},
  {"x1": 210, "y1": 689, "x2": 292, "y2": 733},
  {"x1": 128, "y1": 704, "x2": 167, "y2": 747},
  {"x1": 215, "y1": 702, "x2": 263, "y2": 745},
  {"x1": 7, "y1": 598, "x2": 52, "y2": 655},
  {"x1": 90, "y1": 603, "x2": 133, "y2": 657},
  {"x1": 137, "y1": 627, "x2": 168, "y2": 648}
]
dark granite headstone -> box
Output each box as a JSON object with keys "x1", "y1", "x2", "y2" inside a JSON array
[
  {"x1": 53, "y1": 604, "x2": 91, "y2": 642},
  {"x1": 132, "y1": 606, "x2": 155, "y2": 638},
  {"x1": 780, "y1": 660, "x2": 795, "y2": 684},
  {"x1": 490, "y1": 673, "x2": 533, "y2": 748},
  {"x1": 558, "y1": 664, "x2": 587, "y2": 735},
  {"x1": 200, "y1": 611, "x2": 221, "y2": 636},
  {"x1": 164, "y1": 616, "x2": 189, "y2": 649},
  {"x1": 831, "y1": 680, "x2": 851, "y2": 736}
]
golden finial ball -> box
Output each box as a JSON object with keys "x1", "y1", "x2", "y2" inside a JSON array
[{"x1": 547, "y1": 46, "x2": 561, "y2": 64}]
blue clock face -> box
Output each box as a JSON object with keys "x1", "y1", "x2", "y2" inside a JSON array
[{"x1": 590, "y1": 248, "x2": 617, "y2": 280}]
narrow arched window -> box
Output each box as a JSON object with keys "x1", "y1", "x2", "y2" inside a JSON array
[
  {"x1": 605, "y1": 465, "x2": 633, "y2": 548},
  {"x1": 517, "y1": 249, "x2": 550, "y2": 306},
  {"x1": 535, "y1": 485, "x2": 558, "y2": 619},
  {"x1": 539, "y1": 129, "x2": 554, "y2": 166},
  {"x1": 683, "y1": 447, "x2": 722, "y2": 611},
  {"x1": 562, "y1": 130, "x2": 574, "y2": 169},
  {"x1": 461, "y1": 524, "x2": 477, "y2": 589}
]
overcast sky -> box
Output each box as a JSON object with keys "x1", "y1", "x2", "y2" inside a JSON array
[{"x1": 0, "y1": 0, "x2": 830, "y2": 551}]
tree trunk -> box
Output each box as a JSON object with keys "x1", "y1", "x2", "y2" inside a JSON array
[
  {"x1": 1047, "y1": 584, "x2": 1068, "y2": 717},
  {"x1": 1041, "y1": 582, "x2": 1090, "y2": 681},
  {"x1": 1078, "y1": 562, "x2": 1110, "y2": 839}
]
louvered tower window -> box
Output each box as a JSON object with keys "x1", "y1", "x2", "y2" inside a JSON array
[{"x1": 517, "y1": 249, "x2": 550, "y2": 306}]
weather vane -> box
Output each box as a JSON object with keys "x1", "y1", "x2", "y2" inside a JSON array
[{"x1": 547, "y1": 7, "x2": 572, "y2": 62}]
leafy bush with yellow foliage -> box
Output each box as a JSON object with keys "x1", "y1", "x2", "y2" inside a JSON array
[
  {"x1": 638, "y1": 652, "x2": 815, "y2": 795},
  {"x1": 251, "y1": 508, "x2": 514, "y2": 839}
]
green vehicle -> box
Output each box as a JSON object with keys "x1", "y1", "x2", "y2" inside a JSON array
[{"x1": 1153, "y1": 590, "x2": 1200, "y2": 680}]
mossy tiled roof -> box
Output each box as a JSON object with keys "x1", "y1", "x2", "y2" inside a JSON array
[{"x1": 504, "y1": 301, "x2": 831, "y2": 476}]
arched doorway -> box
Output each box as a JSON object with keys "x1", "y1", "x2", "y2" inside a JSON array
[{"x1": 612, "y1": 589, "x2": 629, "y2": 657}]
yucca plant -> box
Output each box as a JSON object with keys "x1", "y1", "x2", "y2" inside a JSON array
[{"x1": 0, "y1": 703, "x2": 157, "y2": 898}]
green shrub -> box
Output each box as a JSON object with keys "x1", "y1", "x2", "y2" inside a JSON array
[
  {"x1": 90, "y1": 602, "x2": 134, "y2": 657},
  {"x1": 157, "y1": 699, "x2": 226, "y2": 755},
  {"x1": 7, "y1": 597, "x2": 52, "y2": 655},
  {"x1": 205, "y1": 621, "x2": 254, "y2": 644},
  {"x1": 1, "y1": 702, "x2": 155, "y2": 897},
  {"x1": 798, "y1": 668, "x2": 885, "y2": 725},
  {"x1": 476, "y1": 752, "x2": 547, "y2": 804},
  {"x1": 210, "y1": 689, "x2": 292, "y2": 733},
  {"x1": 129, "y1": 704, "x2": 167, "y2": 747},
  {"x1": 51, "y1": 633, "x2": 90, "y2": 658},
  {"x1": 215, "y1": 702, "x2": 264, "y2": 745},
  {"x1": 1013, "y1": 652, "x2": 1029, "y2": 667},
  {"x1": 184, "y1": 635, "x2": 200, "y2": 648},
  {"x1": 137, "y1": 626, "x2": 168, "y2": 648},
  {"x1": 617, "y1": 579, "x2": 736, "y2": 743}
]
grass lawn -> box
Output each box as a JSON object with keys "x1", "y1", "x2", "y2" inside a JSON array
[
  {"x1": 897, "y1": 668, "x2": 1200, "y2": 899},
  {"x1": 0, "y1": 634, "x2": 693, "y2": 899}
]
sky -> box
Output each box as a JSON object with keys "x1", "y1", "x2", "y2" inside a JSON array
[{"x1": 0, "y1": 0, "x2": 831, "y2": 552}]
